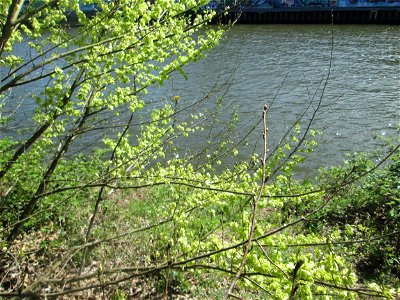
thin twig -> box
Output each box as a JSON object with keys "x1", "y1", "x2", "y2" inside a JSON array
[{"x1": 224, "y1": 105, "x2": 269, "y2": 298}]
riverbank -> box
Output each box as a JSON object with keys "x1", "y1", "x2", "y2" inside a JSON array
[
  {"x1": 215, "y1": 7, "x2": 400, "y2": 24},
  {"x1": 66, "y1": 3, "x2": 400, "y2": 25}
]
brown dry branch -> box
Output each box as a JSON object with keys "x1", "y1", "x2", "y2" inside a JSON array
[
  {"x1": 4, "y1": 78, "x2": 95, "y2": 248},
  {"x1": 0, "y1": 74, "x2": 241, "y2": 241},
  {"x1": 0, "y1": 0, "x2": 25, "y2": 57},
  {"x1": 224, "y1": 105, "x2": 269, "y2": 298},
  {"x1": 80, "y1": 110, "x2": 135, "y2": 274},
  {"x1": 2, "y1": 141, "x2": 397, "y2": 298}
]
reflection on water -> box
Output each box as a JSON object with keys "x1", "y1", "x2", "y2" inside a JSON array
[
  {"x1": 1, "y1": 25, "x2": 399, "y2": 178},
  {"x1": 147, "y1": 24, "x2": 399, "y2": 176}
]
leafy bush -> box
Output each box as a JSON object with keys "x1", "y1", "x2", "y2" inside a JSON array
[
  {"x1": 0, "y1": 150, "x2": 103, "y2": 233},
  {"x1": 303, "y1": 150, "x2": 400, "y2": 283}
]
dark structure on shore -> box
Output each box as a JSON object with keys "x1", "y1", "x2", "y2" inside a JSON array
[
  {"x1": 218, "y1": 7, "x2": 399, "y2": 24},
  {"x1": 209, "y1": 0, "x2": 400, "y2": 24},
  {"x1": 67, "y1": 0, "x2": 400, "y2": 24}
]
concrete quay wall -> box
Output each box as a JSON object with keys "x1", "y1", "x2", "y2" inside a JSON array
[{"x1": 218, "y1": 7, "x2": 400, "y2": 24}]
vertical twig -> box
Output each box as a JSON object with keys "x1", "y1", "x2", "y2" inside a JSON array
[
  {"x1": 224, "y1": 105, "x2": 269, "y2": 298},
  {"x1": 165, "y1": 243, "x2": 171, "y2": 300},
  {"x1": 79, "y1": 112, "x2": 135, "y2": 274}
]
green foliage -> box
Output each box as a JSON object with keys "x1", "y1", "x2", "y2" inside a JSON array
[
  {"x1": 0, "y1": 149, "x2": 102, "y2": 233},
  {"x1": 0, "y1": 0, "x2": 398, "y2": 298},
  {"x1": 110, "y1": 289, "x2": 127, "y2": 300},
  {"x1": 309, "y1": 151, "x2": 400, "y2": 283},
  {"x1": 0, "y1": 0, "x2": 222, "y2": 234}
]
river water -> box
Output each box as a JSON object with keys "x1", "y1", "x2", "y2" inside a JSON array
[
  {"x1": 1, "y1": 24, "x2": 399, "y2": 178},
  {"x1": 148, "y1": 24, "x2": 399, "y2": 176}
]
